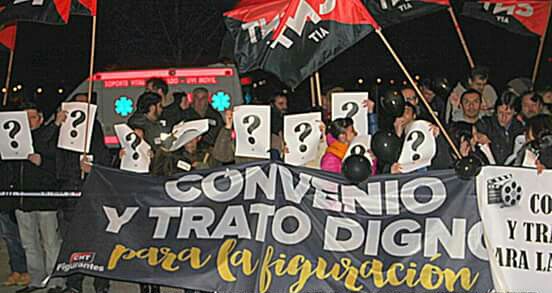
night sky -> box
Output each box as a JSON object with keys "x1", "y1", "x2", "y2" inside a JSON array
[{"x1": 1, "y1": 0, "x2": 551, "y2": 115}]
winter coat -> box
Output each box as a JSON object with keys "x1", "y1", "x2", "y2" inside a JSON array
[
  {"x1": 476, "y1": 116, "x2": 525, "y2": 165},
  {"x1": 9, "y1": 123, "x2": 61, "y2": 211},
  {"x1": 56, "y1": 120, "x2": 112, "y2": 190},
  {"x1": 320, "y1": 134, "x2": 347, "y2": 174}
]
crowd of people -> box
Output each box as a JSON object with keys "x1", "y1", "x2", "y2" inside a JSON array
[{"x1": 1, "y1": 67, "x2": 552, "y2": 293}]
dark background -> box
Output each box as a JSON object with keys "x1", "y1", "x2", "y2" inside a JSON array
[{"x1": 1, "y1": 0, "x2": 551, "y2": 116}]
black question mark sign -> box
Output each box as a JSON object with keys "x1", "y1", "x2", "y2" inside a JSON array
[
  {"x1": 125, "y1": 132, "x2": 142, "y2": 160},
  {"x1": 342, "y1": 102, "x2": 359, "y2": 118},
  {"x1": 3, "y1": 120, "x2": 21, "y2": 149},
  {"x1": 294, "y1": 123, "x2": 313, "y2": 153},
  {"x1": 70, "y1": 110, "x2": 86, "y2": 138},
  {"x1": 351, "y1": 145, "x2": 366, "y2": 156},
  {"x1": 242, "y1": 115, "x2": 261, "y2": 145},
  {"x1": 407, "y1": 130, "x2": 425, "y2": 161}
]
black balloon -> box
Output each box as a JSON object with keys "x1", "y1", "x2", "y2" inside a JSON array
[
  {"x1": 380, "y1": 89, "x2": 405, "y2": 117},
  {"x1": 342, "y1": 155, "x2": 371, "y2": 183},
  {"x1": 454, "y1": 155, "x2": 482, "y2": 179},
  {"x1": 371, "y1": 131, "x2": 401, "y2": 164}
]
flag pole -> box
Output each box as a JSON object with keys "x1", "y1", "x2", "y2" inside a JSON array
[
  {"x1": 2, "y1": 48, "x2": 15, "y2": 107},
  {"x1": 314, "y1": 71, "x2": 322, "y2": 107},
  {"x1": 309, "y1": 75, "x2": 316, "y2": 107},
  {"x1": 375, "y1": 29, "x2": 462, "y2": 160},
  {"x1": 448, "y1": 7, "x2": 475, "y2": 69},
  {"x1": 81, "y1": 15, "x2": 97, "y2": 178},
  {"x1": 532, "y1": 7, "x2": 551, "y2": 84}
]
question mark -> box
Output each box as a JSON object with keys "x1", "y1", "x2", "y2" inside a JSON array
[
  {"x1": 407, "y1": 130, "x2": 425, "y2": 161},
  {"x1": 70, "y1": 110, "x2": 86, "y2": 138},
  {"x1": 342, "y1": 102, "x2": 359, "y2": 118},
  {"x1": 125, "y1": 132, "x2": 141, "y2": 160},
  {"x1": 3, "y1": 120, "x2": 21, "y2": 149},
  {"x1": 294, "y1": 123, "x2": 312, "y2": 152},
  {"x1": 242, "y1": 115, "x2": 261, "y2": 145},
  {"x1": 351, "y1": 145, "x2": 366, "y2": 156}
]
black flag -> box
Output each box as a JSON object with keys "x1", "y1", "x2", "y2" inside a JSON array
[
  {"x1": 224, "y1": 0, "x2": 380, "y2": 87},
  {"x1": 362, "y1": 0, "x2": 450, "y2": 28},
  {"x1": 0, "y1": 0, "x2": 71, "y2": 26}
]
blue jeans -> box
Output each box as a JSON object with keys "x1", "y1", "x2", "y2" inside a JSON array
[{"x1": 0, "y1": 211, "x2": 27, "y2": 273}]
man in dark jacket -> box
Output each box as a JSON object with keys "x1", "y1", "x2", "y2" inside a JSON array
[
  {"x1": 54, "y1": 94, "x2": 112, "y2": 293},
  {"x1": 180, "y1": 87, "x2": 224, "y2": 150},
  {"x1": 475, "y1": 91, "x2": 525, "y2": 165},
  {"x1": 10, "y1": 103, "x2": 65, "y2": 293},
  {"x1": 128, "y1": 92, "x2": 165, "y2": 152}
]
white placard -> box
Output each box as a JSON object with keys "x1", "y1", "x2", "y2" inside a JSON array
[
  {"x1": 397, "y1": 120, "x2": 436, "y2": 173},
  {"x1": 234, "y1": 105, "x2": 270, "y2": 159},
  {"x1": 164, "y1": 119, "x2": 210, "y2": 152},
  {"x1": 57, "y1": 102, "x2": 97, "y2": 153},
  {"x1": 522, "y1": 149, "x2": 537, "y2": 168},
  {"x1": 284, "y1": 112, "x2": 322, "y2": 166},
  {"x1": 344, "y1": 135, "x2": 373, "y2": 162},
  {"x1": 479, "y1": 144, "x2": 496, "y2": 165},
  {"x1": 0, "y1": 111, "x2": 34, "y2": 160},
  {"x1": 331, "y1": 92, "x2": 369, "y2": 136},
  {"x1": 505, "y1": 135, "x2": 526, "y2": 166},
  {"x1": 114, "y1": 124, "x2": 151, "y2": 173},
  {"x1": 477, "y1": 166, "x2": 552, "y2": 293}
]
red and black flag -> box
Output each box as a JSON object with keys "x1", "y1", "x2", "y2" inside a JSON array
[
  {"x1": 462, "y1": 0, "x2": 552, "y2": 37},
  {"x1": 224, "y1": 0, "x2": 380, "y2": 87},
  {"x1": 0, "y1": 0, "x2": 71, "y2": 26},
  {"x1": 362, "y1": 0, "x2": 450, "y2": 28},
  {"x1": 71, "y1": 0, "x2": 96, "y2": 16}
]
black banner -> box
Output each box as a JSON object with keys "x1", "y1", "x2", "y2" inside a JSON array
[
  {"x1": 53, "y1": 161, "x2": 492, "y2": 293},
  {"x1": 363, "y1": 0, "x2": 450, "y2": 28}
]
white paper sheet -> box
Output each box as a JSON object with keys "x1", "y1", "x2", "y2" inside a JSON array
[
  {"x1": 57, "y1": 102, "x2": 97, "y2": 153},
  {"x1": 397, "y1": 120, "x2": 436, "y2": 173},
  {"x1": 284, "y1": 112, "x2": 322, "y2": 166},
  {"x1": 479, "y1": 143, "x2": 496, "y2": 165},
  {"x1": 165, "y1": 119, "x2": 210, "y2": 152},
  {"x1": 0, "y1": 111, "x2": 34, "y2": 160},
  {"x1": 331, "y1": 92, "x2": 369, "y2": 136},
  {"x1": 522, "y1": 149, "x2": 537, "y2": 168},
  {"x1": 234, "y1": 105, "x2": 270, "y2": 159},
  {"x1": 114, "y1": 123, "x2": 151, "y2": 173}
]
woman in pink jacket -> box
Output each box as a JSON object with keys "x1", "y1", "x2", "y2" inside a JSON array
[{"x1": 321, "y1": 118, "x2": 357, "y2": 173}]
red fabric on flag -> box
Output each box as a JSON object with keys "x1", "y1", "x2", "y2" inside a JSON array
[
  {"x1": 466, "y1": 0, "x2": 552, "y2": 37},
  {"x1": 0, "y1": 24, "x2": 16, "y2": 50},
  {"x1": 53, "y1": 0, "x2": 72, "y2": 22},
  {"x1": 420, "y1": 0, "x2": 450, "y2": 5},
  {"x1": 79, "y1": 0, "x2": 97, "y2": 16}
]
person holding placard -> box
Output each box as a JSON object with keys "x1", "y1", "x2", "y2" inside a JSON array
[
  {"x1": 475, "y1": 91, "x2": 524, "y2": 165},
  {"x1": 8, "y1": 103, "x2": 65, "y2": 293},
  {"x1": 269, "y1": 92, "x2": 288, "y2": 160},
  {"x1": 180, "y1": 87, "x2": 224, "y2": 151},
  {"x1": 151, "y1": 122, "x2": 218, "y2": 176},
  {"x1": 514, "y1": 114, "x2": 552, "y2": 173},
  {"x1": 388, "y1": 103, "x2": 440, "y2": 174},
  {"x1": 128, "y1": 92, "x2": 165, "y2": 152},
  {"x1": 54, "y1": 94, "x2": 112, "y2": 293},
  {"x1": 320, "y1": 118, "x2": 357, "y2": 173},
  {"x1": 212, "y1": 109, "x2": 259, "y2": 165}
]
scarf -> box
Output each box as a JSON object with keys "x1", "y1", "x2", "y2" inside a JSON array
[{"x1": 325, "y1": 140, "x2": 348, "y2": 160}]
